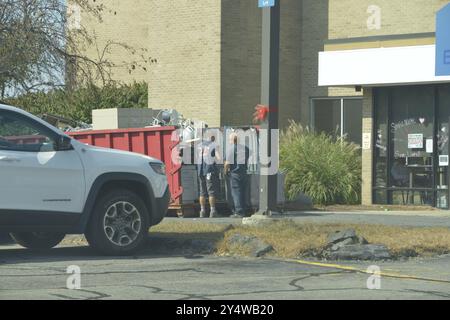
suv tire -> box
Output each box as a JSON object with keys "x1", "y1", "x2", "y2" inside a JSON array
[
  {"x1": 85, "y1": 189, "x2": 150, "y2": 255},
  {"x1": 10, "y1": 232, "x2": 66, "y2": 250}
]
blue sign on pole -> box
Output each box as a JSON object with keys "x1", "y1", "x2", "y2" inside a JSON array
[
  {"x1": 259, "y1": 0, "x2": 275, "y2": 8},
  {"x1": 436, "y1": 3, "x2": 450, "y2": 76}
]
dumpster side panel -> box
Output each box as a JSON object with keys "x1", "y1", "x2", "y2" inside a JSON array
[
  {"x1": 68, "y1": 127, "x2": 181, "y2": 205},
  {"x1": 162, "y1": 129, "x2": 183, "y2": 205}
]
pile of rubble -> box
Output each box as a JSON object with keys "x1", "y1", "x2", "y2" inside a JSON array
[
  {"x1": 227, "y1": 233, "x2": 274, "y2": 257},
  {"x1": 321, "y1": 229, "x2": 391, "y2": 261}
]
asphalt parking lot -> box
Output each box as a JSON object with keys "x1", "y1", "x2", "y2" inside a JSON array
[{"x1": 1, "y1": 243, "x2": 449, "y2": 300}]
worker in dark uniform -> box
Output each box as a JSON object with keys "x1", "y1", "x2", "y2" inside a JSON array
[
  {"x1": 225, "y1": 132, "x2": 250, "y2": 217},
  {"x1": 197, "y1": 131, "x2": 221, "y2": 218}
]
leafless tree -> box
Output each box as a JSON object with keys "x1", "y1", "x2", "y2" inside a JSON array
[{"x1": 0, "y1": 0, "x2": 152, "y2": 99}]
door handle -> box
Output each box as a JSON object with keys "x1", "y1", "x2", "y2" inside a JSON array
[{"x1": 0, "y1": 156, "x2": 21, "y2": 162}]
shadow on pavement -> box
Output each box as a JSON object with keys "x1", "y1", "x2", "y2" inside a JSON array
[
  {"x1": 0, "y1": 246, "x2": 209, "y2": 266},
  {"x1": 0, "y1": 231, "x2": 223, "y2": 266},
  {"x1": 0, "y1": 246, "x2": 122, "y2": 267}
]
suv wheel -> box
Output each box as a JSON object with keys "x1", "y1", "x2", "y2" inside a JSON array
[
  {"x1": 85, "y1": 189, "x2": 150, "y2": 255},
  {"x1": 10, "y1": 232, "x2": 66, "y2": 250}
]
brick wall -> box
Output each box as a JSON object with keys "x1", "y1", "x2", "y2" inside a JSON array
[
  {"x1": 328, "y1": 0, "x2": 448, "y2": 39},
  {"x1": 78, "y1": 0, "x2": 302, "y2": 128},
  {"x1": 147, "y1": 0, "x2": 222, "y2": 127},
  {"x1": 220, "y1": 0, "x2": 302, "y2": 127},
  {"x1": 220, "y1": 0, "x2": 261, "y2": 126},
  {"x1": 76, "y1": 0, "x2": 222, "y2": 127},
  {"x1": 278, "y1": 0, "x2": 303, "y2": 127},
  {"x1": 300, "y1": 0, "x2": 331, "y2": 126},
  {"x1": 300, "y1": 0, "x2": 364, "y2": 127},
  {"x1": 77, "y1": 0, "x2": 149, "y2": 84},
  {"x1": 361, "y1": 88, "x2": 374, "y2": 205}
]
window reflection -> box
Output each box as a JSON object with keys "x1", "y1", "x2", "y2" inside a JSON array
[{"x1": 312, "y1": 98, "x2": 363, "y2": 146}]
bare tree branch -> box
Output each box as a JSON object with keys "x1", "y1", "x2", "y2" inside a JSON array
[{"x1": 0, "y1": 0, "x2": 153, "y2": 98}]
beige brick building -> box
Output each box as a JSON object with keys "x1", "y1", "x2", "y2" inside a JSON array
[
  {"x1": 74, "y1": 0, "x2": 302, "y2": 127},
  {"x1": 76, "y1": 0, "x2": 450, "y2": 209}
]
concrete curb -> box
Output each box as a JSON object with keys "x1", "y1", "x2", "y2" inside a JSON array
[{"x1": 297, "y1": 211, "x2": 450, "y2": 218}]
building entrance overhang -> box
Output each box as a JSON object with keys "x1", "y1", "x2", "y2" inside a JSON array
[{"x1": 318, "y1": 45, "x2": 450, "y2": 87}]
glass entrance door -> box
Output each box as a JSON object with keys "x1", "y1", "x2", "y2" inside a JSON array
[
  {"x1": 373, "y1": 85, "x2": 450, "y2": 208},
  {"x1": 389, "y1": 86, "x2": 435, "y2": 206}
]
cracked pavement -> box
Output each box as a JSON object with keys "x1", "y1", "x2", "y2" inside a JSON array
[{"x1": 0, "y1": 244, "x2": 449, "y2": 300}]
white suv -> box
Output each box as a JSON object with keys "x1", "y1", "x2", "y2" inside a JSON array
[{"x1": 0, "y1": 104, "x2": 170, "y2": 255}]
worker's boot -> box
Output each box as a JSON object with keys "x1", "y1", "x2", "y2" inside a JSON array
[{"x1": 210, "y1": 208, "x2": 219, "y2": 218}]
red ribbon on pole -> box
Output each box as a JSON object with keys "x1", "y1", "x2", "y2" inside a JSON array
[{"x1": 253, "y1": 104, "x2": 278, "y2": 123}]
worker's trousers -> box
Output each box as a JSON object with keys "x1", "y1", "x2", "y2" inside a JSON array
[{"x1": 230, "y1": 172, "x2": 248, "y2": 215}]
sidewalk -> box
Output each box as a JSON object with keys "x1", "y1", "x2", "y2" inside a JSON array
[
  {"x1": 302, "y1": 209, "x2": 450, "y2": 217},
  {"x1": 165, "y1": 209, "x2": 450, "y2": 228},
  {"x1": 284, "y1": 210, "x2": 450, "y2": 228}
]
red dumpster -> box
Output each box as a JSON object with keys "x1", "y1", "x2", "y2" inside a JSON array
[{"x1": 68, "y1": 126, "x2": 183, "y2": 207}]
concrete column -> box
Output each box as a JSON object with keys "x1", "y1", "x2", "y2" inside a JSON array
[{"x1": 361, "y1": 88, "x2": 374, "y2": 205}]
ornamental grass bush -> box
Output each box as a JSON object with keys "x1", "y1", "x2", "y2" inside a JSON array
[{"x1": 280, "y1": 121, "x2": 362, "y2": 206}]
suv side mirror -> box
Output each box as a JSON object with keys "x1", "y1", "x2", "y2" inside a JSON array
[{"x1": 56, "y1": 135, "x2": 73, "y2": 151}]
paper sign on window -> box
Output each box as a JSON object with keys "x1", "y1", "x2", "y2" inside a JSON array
[
  {"x1": 426, "y1": 139, "x2": 434, "y2": 153},
  {"x1": 362, "y1": 133, "x2": 371, "y2": 150},
  {"x1": 408, "y1": 134, "x2": 423, "y2": 149},
  {"x1": 440, "y1": 155, "x2": 449, "y2": 167}
]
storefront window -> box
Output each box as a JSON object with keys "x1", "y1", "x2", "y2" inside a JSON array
[
  {"x1": 312, "y1": 98, "x2": 363, "y2": 145},
  {"x1": 373, "y1": 84, "x2": 450, "y2": 208},
  {"x1": 312, "y1": 99, "x2": 341, "y2": 137},
  {"x1": 344, "y1": 99, "x2": 363, "y2": 146}
]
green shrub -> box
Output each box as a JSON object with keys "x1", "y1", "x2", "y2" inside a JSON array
[
  {"x1": 280, "y1": 121, "x2": 362, "y2": 206},
  {"x1": 4, "y1": 82, "x2": 148, "y2": 123}
]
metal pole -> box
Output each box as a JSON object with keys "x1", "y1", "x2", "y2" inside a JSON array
[{"x1": 256, "y1": 1, "x2": 280, "y2": 216}]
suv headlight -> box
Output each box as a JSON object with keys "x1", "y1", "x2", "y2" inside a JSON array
[{"x1": 150, "y1": 162, "x2": 166, "y2": 175}]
